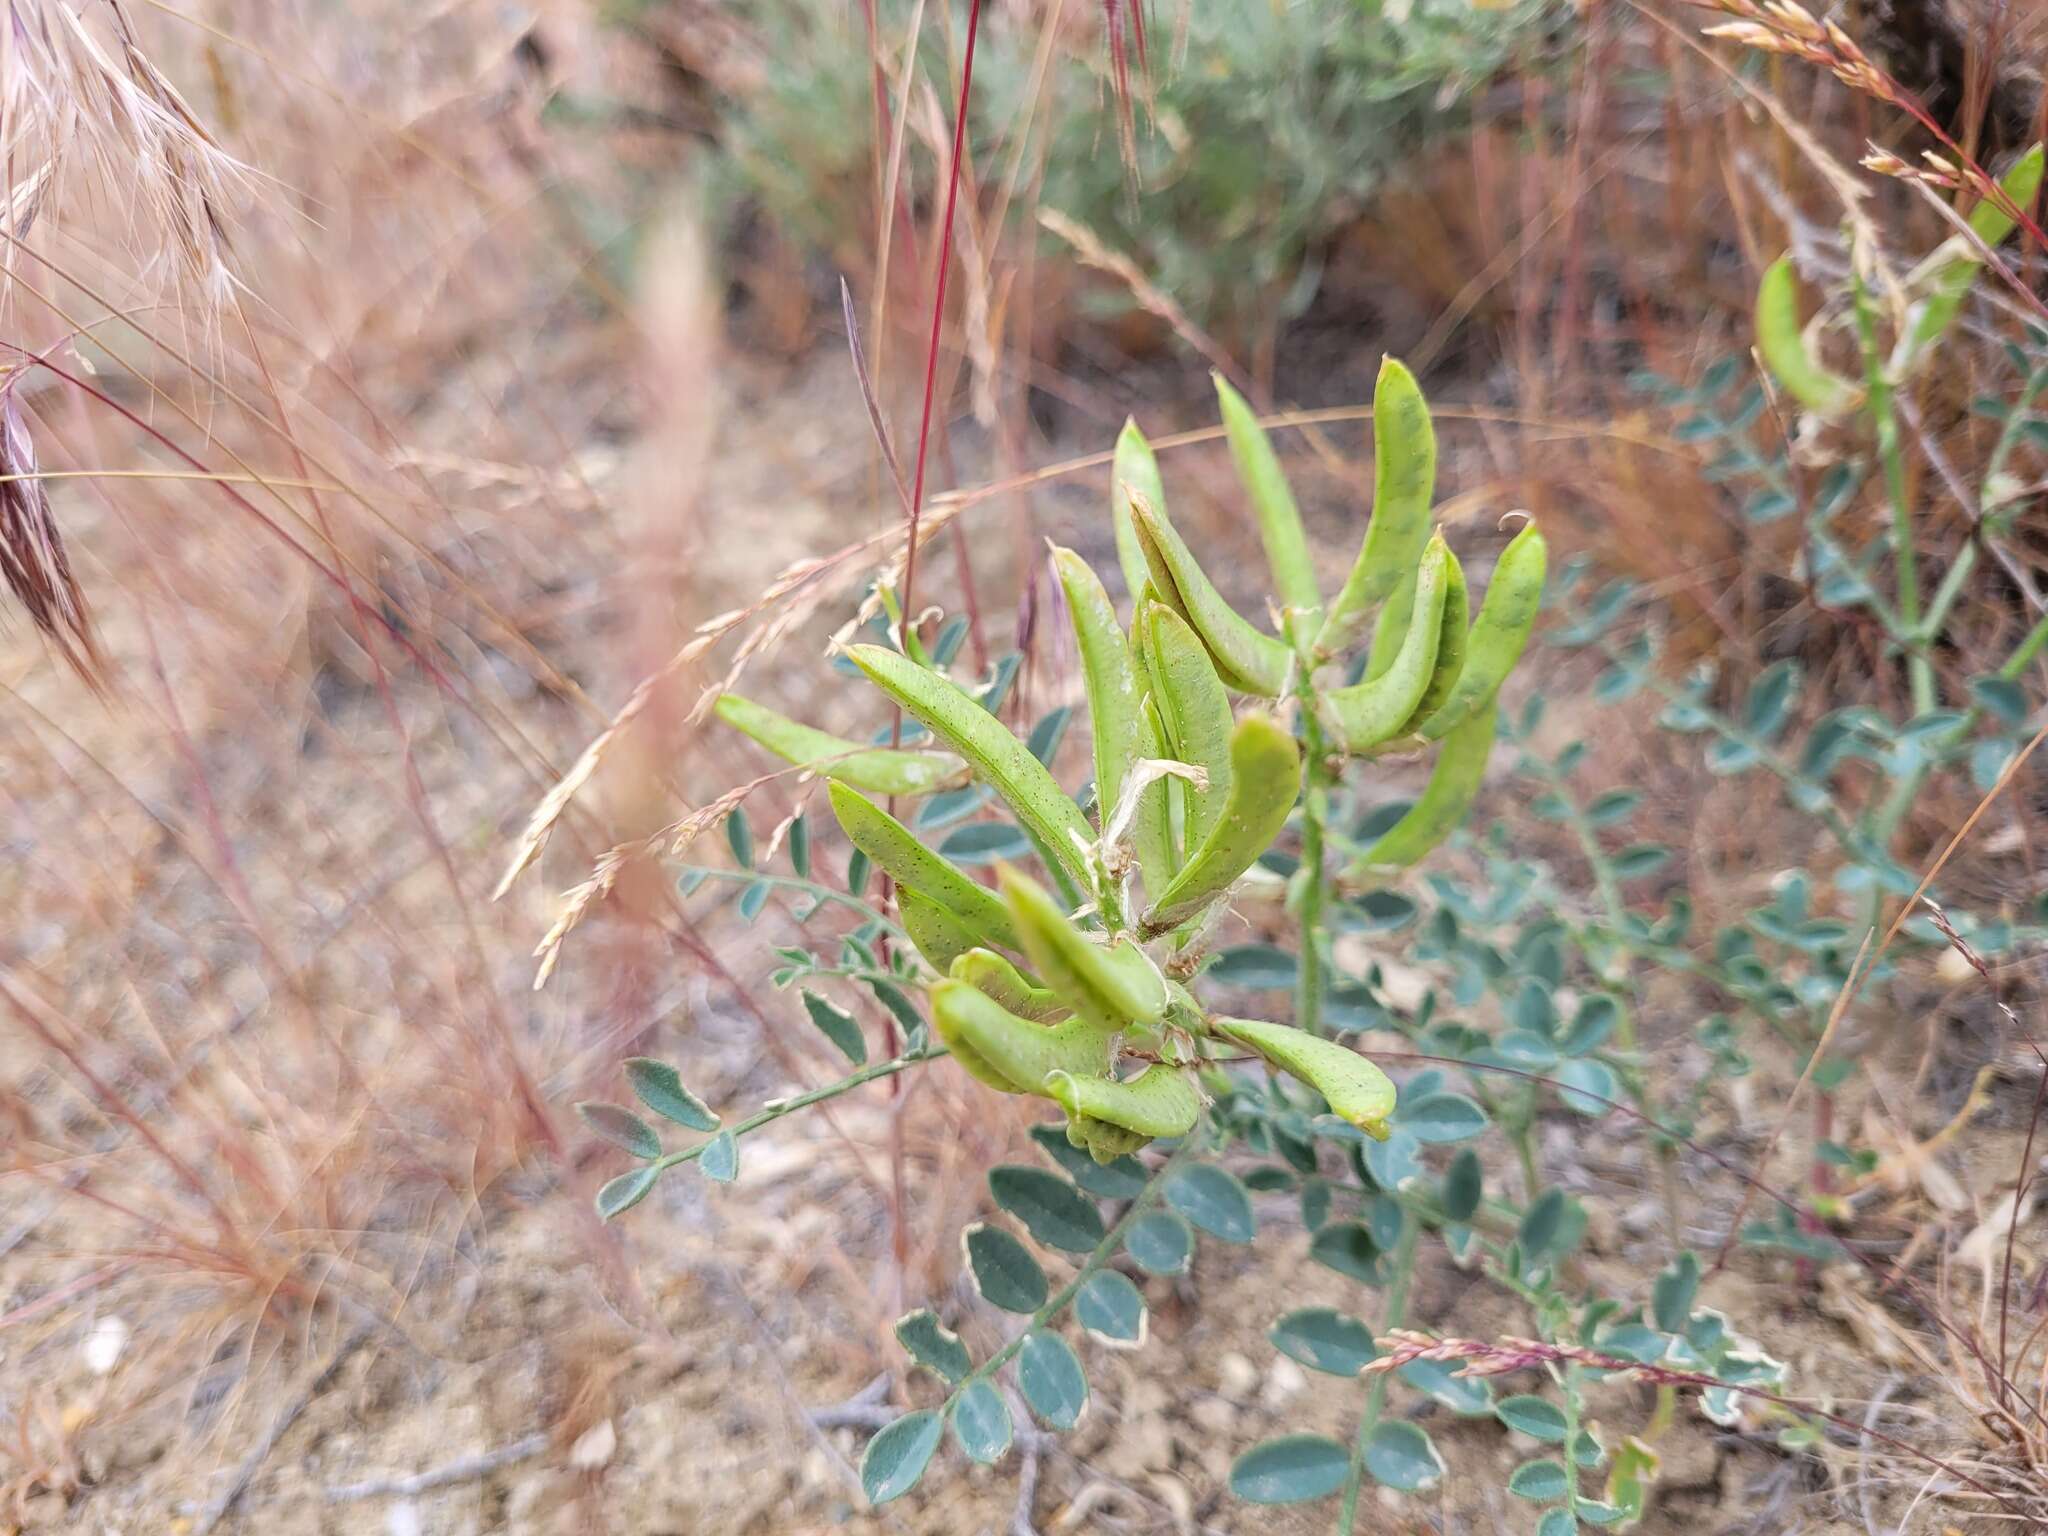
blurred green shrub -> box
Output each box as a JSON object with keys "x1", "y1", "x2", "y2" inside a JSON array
[{"x1": 693, "y1": 0, "x2": 1568, "y2": 337}]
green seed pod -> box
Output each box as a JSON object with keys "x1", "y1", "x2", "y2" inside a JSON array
[
  {"x1": 1906, "y1": 143, "x2": 2044, "y2": 362},
  {"x1": 1126, "y1": 494, "x2": 1292, "y2": 697},
  {"x1": 1417, "y1": 521, "x2": 1546, "y2": 741},
  {"x1": 1046, "y1": 1064, "x2": 1201, "y2": 1140},
  {"x1": 1139, "y1": 600, "x2": 1234, "y2": 854},
  {"x1": 1147, "y1": 715, "x2": 1301, "y2": 929},
  {"x1": 999, "y1": 865, "x2": 1168, "y2": 1030},
  {"x1": 899, "y1": 886, "x2": 978, "y2": 973},
  {"x1": 1362, "y1": 562, "x2": 1417, "y2": 684},
  {"x1": 1356, "y1": 698, "x2": 1499, "y2": 869},
  {"x1": 1319, "y1": 356, "x2": 1437, "y2": 655},
  {"x1": 712, "y1": 693, "x2": 968, "y2": 796},
  {"x1": 1213, "y1": 1017, "x2": 1395, "y2": 1139},
  {"x1": 1755, "y1": 256, "x2": 1858, "y2": 418},
  {"x1": 949, "y1": 948, "x2": 1063, "y2": 1022},
  {"x1": 845, "y1": 644, "x2": 1096, "y2": 892},
  {"x1": 930, "y1": 978, "x2": 1118, "y2": 1095},
  {"x1": 1213, "y1": 372, "x2": 1319, "y2": 620},
  {"x1": 1392, "y1": 542, "x2": 1469, "y2": 740},
  {"x1": 1051, "y1": 546, "x2": 1173, "y2": 899},
  {"x1": 1112, "y1": 420, "x2": 1166, "y2": 607},
  {"x1": 1325, "y1": 535, "x2": 1452, "y2": 754},
  {"x1": 828, "y1": 782, "x2": 1018, "y2": 952}
]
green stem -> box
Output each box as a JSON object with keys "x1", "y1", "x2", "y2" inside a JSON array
[
  {"x1": 1338, "y1": 1209, "x2": 1421, "y2": 1535},
  {"x1": 1852, "y1": 274, "x2": 1935, "y2": 715},
  {"x1": 1867, "y1": 596, "x2": 2048, "y2": 856},
  {"x1": 1296, "y1": 704, "x2": 1333, "y2": 1038},
  {"x1": 677, "y1": 865, "x2": 907, "y2": 939},
  {"x1": 1558, "y1": 1362, "x2": 1587, "y2": 1522},
  {"x1": 649, "y1": 1045, "x2": 942, "y2": 1172}
]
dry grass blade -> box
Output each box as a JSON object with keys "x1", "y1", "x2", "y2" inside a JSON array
[
  {"x1": 4, "y1": 0, "x2": 250, "y2": 312},
  {"x1": 0, "y1": 390, "x2": 99, "y2": 684}
]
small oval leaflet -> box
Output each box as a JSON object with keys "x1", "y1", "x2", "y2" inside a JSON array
[
  {"x1": 1397, "y1": 1091, "x2": 1488, "y2": 1144},
  {"x1": 894, "y1": 1309, "x2": 970, "y2": 1384},
  {"x1": 799, "y1": 989, "x2": 867, "y2": 1066},
  {"x1": 1519, "y1": 1187, "x2": 1571, "y2": 1263},
  {"x1": 1307, "y1": 1222, "x2": 1381, "y2": 1285},
  {"x1": 595, "y1": 1165, "x2": 657, "y2": 1220},
  {"x1": 1123, "y1": 1210, "x2": 1193, "y2": 1276},
  {"x1": 1399, "y1": 1356, "x2": 1493, "y2": 1416},
  {"x1": 1362, "y1": 1128, "x2": 1425, "y2": 1191},
  {"x1": 988, "y1": 1165, "x2": 1106, "y2": 1254},
  {"x1": 1496, "y1": 1394, "x2": 1570, "y2": 1442},
  {"x1": 1537, "y1": 1508, "x2": 1580, "y2": 1536},
  {"x1": 1229, "y1": 1433, "x2": 1351, "y2": 1505},
  {"x1": 1165, "y1": 1163, "x2": 1255, "y2": 1244},
  {"x1": 1016, "y1": 1331, "x2": 1088, "y2": 1429},
  {"x1": 1074, "y1": 1270, "x2": 1146, "y2": 1346},
  {"x1": 1365, "y1": 1420, "x2": 1445, "y2": 1491},
  {"x1": 697, "y1": 1129, "x2": 739, "y2": 1183},
  {"x1": 1555, "y1": 1057, "x2": 1619, "y2": 1118},
  {"x1": 860, "y1": 1409, "x2": 942, "y2": 1506},
  {"x1": 1206, "y1": 944, "x2": 1298, "y2": 990},
  {"x1": 1268, "y1": 1308, "x2": 1377, "y2": 1376},
  {"x1": 1443, "y1": 1147, "x2": 1483, "y2": 1222},
  {"x1": 1653, "y1": 1251, "x2": 1700, "y2": 1333},
  {"x1": 950, "y1": 1380, "x2": 1012, "y2": 1465},
  {"x1": 964, "y1": 1223, "x2": 1049, "y2": 1313},
  {"x1": 624, "y1": 1057, "x2": 720, "y2": 1132},
  {"x1": 1508, "y1": 1458, "x2": 1571, "y2": 1501},
  {"x1": 725, "y1": 807, "x2": 754, "y2": 869},
  {"x1": 576, "y1": 1101, "x2": 660, "y2": 1160}
]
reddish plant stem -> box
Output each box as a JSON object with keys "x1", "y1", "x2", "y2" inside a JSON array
[{"x1": 899, "y1": 0, "x2": 984, "y2": 638}]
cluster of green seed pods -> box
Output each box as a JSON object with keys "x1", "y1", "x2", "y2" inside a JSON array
[{"x1": 711, "y1": 357, "x2": 1545, "y2": 1159}]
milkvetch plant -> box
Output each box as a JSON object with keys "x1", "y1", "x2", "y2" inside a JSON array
[{"x1": 569, "y1": 360, "x2": 1566, "y2": 1516}]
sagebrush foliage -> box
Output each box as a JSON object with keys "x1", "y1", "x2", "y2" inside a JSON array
[{"x1": 692, "y1": 0, "x2": 1567, "y2": 334}]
